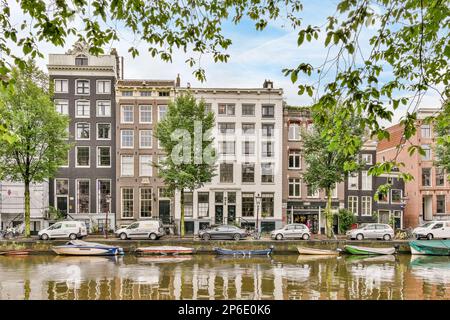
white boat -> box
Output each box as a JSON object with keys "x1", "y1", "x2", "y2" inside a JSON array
[
  {"x1": 135, "y1": 246, "x2": 195, "y2": 255},
  {"x1": 297, "y1": 247, "x2": 340, "y2": 255},
  {"x1": 52, "y1": 240, "x2": 124, "y2": 256}
]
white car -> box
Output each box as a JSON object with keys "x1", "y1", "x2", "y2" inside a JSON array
[
  {"x1": 346, "y1": 223, "x2": 394, "y2": 240},
  {"x1": 413, "y1": 221, "x2": 450, "y2": 240},
  {"x1": 115, "y1": 220, "x2": 165, "y2": 240},
  {"x1": 38, "y1": 221, "x2": 87, "y2": 240},
  {"x1": 271, "y1": 223, "x2": 311, "y2": 240}
]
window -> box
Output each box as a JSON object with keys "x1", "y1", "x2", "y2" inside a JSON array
[
  {"x1": 204, "y1": 103, "x2": 212, "y2": 114},
  {"x1": 242, "y1": 193, "x2": 254, "y2": 217},
  {"x1": 76, "y1": 100, "x2": 90, "y2": 117},
  {"x1": 159, "y1": 91, "x2": 169, "y2": 97},
  {"x1": 139, "y1": 105, "x2": 152, "y2": 123},
  {"x1": 437, "y1": 195, "x2": 446, "y2": 214},
  {"x1": 242, "y1": 163, "x2": 255, "y2": 183},
  {"x1": 54, "y1": 79, "x2": 68, "y2": 93},
  {"x1": 140, "y1": 91, "x2": 152, "y2": 96},
  {"x1": 122, "y1": 91, "x2": 133, "y2": 96},
  {"x1": 121, "y1": 130, "x2": 134, "y2": 148},
  {"x1": 76, "y1": 147, "x2": 90, "y2": 167},
  {"x1": 422, "y1": 168, "x2": 431, "y2": 186},
  {"x1": 436, "y1": 168, "x2": 445, "y2": 186},
  {"x1": 97, "y1": 147, "x2": 111, "y2": 167},
  {"x1": 96, "y1": 100, "x2": 111, "y2": 117},
  {"x1": 348, "y1": 196, "x2": 358, "y2": 215},
  {"x1": 262, "y1": 123, "x2": 274, "y2": 137},
  {"x1": 289, "y1": 178, "x2": 301, "y2": 197},
  {"x1": 157, "y1": 155, "x2": 167, "y2": 177},
  {"x1": 76, "y1": 123, "x2": 90, "y2": 140},
  {"x1": 242, "y1": 104, "x2": 255, "y2": 116},
  {"x1": 262, "y1": 142, "x2": 274, "y2": 157},
  {"x1": 242, "y1": 141, "x2": 255, "y2": 155},
  {"x1": 55, "y1": 99, "x2": 68, "y2": 115},
  {"x1": 288, "y1": 123, "x2": 300, "y2": 140},
  {"x1": 97, "y1": 123, "x2": 111, "y2": 140},
  {"x1": 158, "y1": 105, "x2": 167, "y2": 121},
  {"x1": 215, "y1": 192, "x2": 224, "y2": 204},
  {"x1": 421, "y1": 144, "x2": 431, "y2": 160},
  {"x1": 220, "y1": 163, "x2": 233, "y2": 183},
  {"x1": 377, "y1": 191, "x2": 389, "y2": 203},
  {"x1": 262, "y1": 104, "x2": 274, "y2": 118},
  {"x1": 218, "y1": 123, "x2": 235, "y2": 134},
  {"x1": 184, "y1": 192, "x2": 193, "y2": 217},
  {"x1": 121, "y1": 188, "x2": 134, "y2": 218},
  {"x1": 61, "y1": 151, "x2": 69, "y2": 167},
  {"x1": 139, "y1": 155, "x2": 152, "y2": 177},
  {"x1": 75, "y1": 55, "x2": 88, "y2": 66},
  {"x1": 261, "y1": 193, "x2": 274, "y2": 217},
  {"x1": 55, "y1": 179, "x2": 69, "y2": 195},
  {"x1": 361, "y1": 171, "x2": 372, "y2": 190},
  {"x1": 121, "y1": 105, "x2": 134, "y2": 123},
  {"x1": 218, "y1": 103, "x2": 235, "y2": 116},
  {"x1": 261, "y1": 163, "x2": 274, "y2": 183},
  {"x1": 121, "y1": 155, "x2": 134, "y2": 176},
  {"x1": 76, "y1": 180, "x2": 90, "y2": 214},
  {"x1": 361, "y1": 196, "x2": 371, "y2": 216},
  {"x1": 140, "y1": 188, "x2": 152, "y2": 217},
  {"x1": 242, "y1": 123, "x2": 255, "y2": 134},
  {"x1": 219, "y1": 141, "x2": 235, "y2": 155},
  {"x1": 361, "y1": 154, "x2": 373, "y2": 165},
  {"x1": 289, "y1": 150, "x2": 301, "y2": 169},
  {"x1": 76, "y1": 80, "x2": 90, "y2": 94},
  {"x1": 139, "y1": 130, "x2": 152, "y2": 148},
  {"x1": 96, "y1": 80, "x2": 111, "y2": 94},
  {"x1": 331, "y1": 183, "x2": 338, "y2": 198},
  {"x1": 348, "y1": 173, "x2": 359, "y2": 190},
  {"x1": 198, "y1": 192, "x2": 209, "y2": 217},
  {"x1": 307, "y1": 185, "x2": 319, "y2": 198},
  {"x1": 421, "y1": 124, "x2": 431, "y2": 138}
]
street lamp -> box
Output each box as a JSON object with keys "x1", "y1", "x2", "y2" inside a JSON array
[
  {"x1": 104, "y1": 194, "x2": 111, "y2": 239},
  {"x1": 255, "y1": 193, "x2": 262, "y2": 233}
]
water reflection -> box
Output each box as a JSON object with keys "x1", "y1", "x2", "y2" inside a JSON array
[{"x1": 0, "y1": 255, "x2": 448, "y2": 300}]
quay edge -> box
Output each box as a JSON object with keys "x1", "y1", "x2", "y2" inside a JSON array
[{"x1": 0, "y1": 239, "x2": 412, "y2": 254}]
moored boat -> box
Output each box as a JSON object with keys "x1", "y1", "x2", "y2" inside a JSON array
[
  {"x1": 409, "y1": 240, "x2": 450, "y2": 256},
  {"x1": 214, "y1": 246, "x2": 273, "y2": 256},
  {"x1": 52, "y1": 240, "x2": 124, "y2": 256},
  {"x1": 297, "y1": 247, "x2": 339, "y2": 255},
  {"x1": 0, "y1": 249, "x2": 32, "y2": 256},
  {"x1": 344, "y1": 245, "x2": 396, "y2": 255},
  {"x1": 135, "y1": 246, "x2": 194, "y2": 255}
]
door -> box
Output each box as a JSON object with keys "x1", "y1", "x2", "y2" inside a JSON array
[
  {"x1": 227, "y1": 205, "x2": 236, "y2": 224},
  {"x1": 159, "y1": 200, "x2": 171, "y2": 224},
  {"x1": 56, "y1": 197, "x2": 68, "y2": 216},
  {"x1": 215, "y1": 206, "x2": 224, "y2": 225},
  {"x1": 378, "y1": 210, "x2": 390, "y2": 224}
]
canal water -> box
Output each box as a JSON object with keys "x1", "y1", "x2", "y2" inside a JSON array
[{"x1": 0, "y1": 254, "x2": 449, "y2": 300}]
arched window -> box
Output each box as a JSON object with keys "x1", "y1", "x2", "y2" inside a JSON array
[{"x1": 75, "y1": 54, "x2": 88, "y2": 66}]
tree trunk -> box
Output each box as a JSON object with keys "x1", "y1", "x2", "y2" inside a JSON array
[
  {"x1": 24, "y1": 181, "x2": 31, "y2": 237},
  {"x1": 325, "y1": 188, "x2": 333, "y2": 239},
  {"x1": 180, "y1": 189, "x2": 185, "y2": 237}
]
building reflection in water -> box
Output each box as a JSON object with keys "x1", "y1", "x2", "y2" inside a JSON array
[{"x1": 0, "y1": 255, "x2": 448, "y2": 299}]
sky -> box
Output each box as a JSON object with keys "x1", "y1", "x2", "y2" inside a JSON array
[{"x1": 8, "y1": 0, "x2": 442, "y2": 125}]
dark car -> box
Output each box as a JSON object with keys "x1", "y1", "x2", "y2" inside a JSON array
[{"x1": 198, "y1": 225, "x2": 248, "y2": 241}]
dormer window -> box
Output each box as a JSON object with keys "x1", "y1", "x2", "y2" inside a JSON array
[{"x1": 75, "y1": 55, "x2": 88, "y2": 66}]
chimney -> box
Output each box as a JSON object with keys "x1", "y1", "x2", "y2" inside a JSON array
[
  {"x1": 263, "y1": 79, "x2": 273, "y2": 89},
  {"x1": 176, "y1": 74, "x2": 181, "y2": 88},
  {"x1": 110, "y1": 48, "x2": 121, "y2": 79},
  {"x1": 187, "y1": 82, "x2": 191, "y2": 89}
]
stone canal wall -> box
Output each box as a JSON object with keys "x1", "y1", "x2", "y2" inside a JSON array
[{"x1": 0, "y1": 239, "x2": 413, "y2": 254}]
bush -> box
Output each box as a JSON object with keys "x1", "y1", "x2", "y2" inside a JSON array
[{"x1": 338, "y1": 209, "x2": 356, "y2": 234}]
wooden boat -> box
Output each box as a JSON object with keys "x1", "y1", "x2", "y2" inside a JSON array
[
  {"x1": 214, "y1": 246, "x2": 273, "y2": 256},
  {"x1": 297, "y1": 246, "x2": 339, "y2": 255},
  {"x1": 135, "y1": 246, "x2": 194, "y2": 255},
  {"x1": 0, "y1": 249, "x2": 32, "y2": 256},
  {"x1": 52, "y1": 240, "x2": 124, "y2": 256},
  {"x1": 137, "y1": 256, "x2": 193, "y2": 264},
  {"x1": 409, "y1": 240, "x2": 450, "y2": 256},
  {"x1": 344, "y1": 245, "x2": 396, "y2": 255}
]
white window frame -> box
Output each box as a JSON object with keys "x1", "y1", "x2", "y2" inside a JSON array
[
  {"x1": 288, "y1": 123, "x2": 301, "y2": 141},
  {"x1": 54, "y1": 79, "x2": 69, "y2": 93},
  {"x1": 75, "y1": 146, "x2": 90, "y2": 168},
  {"x1": 120, "y1": 129, "x2": 134, "y2": 149},
  {"x1": 97, "y1": 146, "x2": 111, "y2": 168},
  {"x1": 54, "y1": 99, "x2": 69, "y2": 115},
  {"x1": 75, "y1": 79, "x2": 90, "y2": 95},
  {"x1": 139, "y1": 187, "x2": 153, "y2": 218},
  {"x1": 348, "y1": 173, "x2": 359, "y2": 190},
  {"x1": 391, "y1": 189, "x2": 403, "y2": 204},
  {"x1": 96, "y1": 123, "x2": 111, "y2": 140},
  {"x1": 348, "y1": 196, "x2": 358, "y2": 215},
  {"x1": 121, "y1": 187, "x2": 134, "y2": 219},
  {"x1": 96, "y1": 100, "x2": 111, "y2": 117},
  {"x1": 121, "y1": 105, "x2": 134, "y2": 124},
  {"x1": 96, "y1": 80, "x2": 111, "y2": 94},
  {"x1": 288, "y1": 150, "x2": 301, "y2": 169},
  {"x1": 75, "y1": 122, "x2": 90, "y2": 141},
  {"x1": 139, "y1": 130, "x2": 153, "y2": 149},
  {"x1": 75, "y1": 99, "x2": 90, "y2": 118},
  {"x1": 60, "y1": 150, "x2": 70, "y2": 168},
  {"x1": 97, "y1": 179, "x2": 112, "y2": 215},
  {"x1": 218, "y1": 103, "x2": 235, "y2": 116},
  {"x1": 241, "y1": 104, "x2": 255, "y2": 116},
  {"x1": 139, "y1": 105, "x2": 152, "y2": 124},
  {"x1": 361, "y1": 171, "x2": 372, "y2": 190},
  {"x1": 75, "y1": 179, "x2": 90, "y2": 214},
  {"x1": 361, "y1": 154, "x2": 373, "y2": 165},
  {"x1": 288, "y1": 178, "x2": 301, "y2": 198},
  {"x1": 331, "y1": 183, "x2": 338, "y2": 198},
  {"x1": 421, "y1": 144, "x2": 432, "y2": 161},
  {"x1": 306, "y1": 185, "x2": 320, "y2": 198},
  {"x1": 139, "y1": 155, "x2": 153, "y2": 177},
  {"x1": 158, "y1": 105, "x2": 168, "y2": 121},
  {"x1": 361, "y1": 196, "x2": 372, "y2": 216},
  {"x1": 219, "y1": 141, "x2": 235, "y2": 155},
  {"x1": 421, "y1": 124, "x2": 431, "y2": 138},
  {"x1": 242, "y1": 141, "x2": 255, "y2": 156},
  {"x1": 121, "y1": 155, "x2": 134, "y2": 177}
]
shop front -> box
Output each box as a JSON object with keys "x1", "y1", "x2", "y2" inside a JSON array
[{"x1": 287, "y1": 201, "x2": 342, "y2": 234}]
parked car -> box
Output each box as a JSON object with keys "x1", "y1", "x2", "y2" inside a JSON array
[
  {"x1": 38, "y1": 221, "x2": 87, "y2": 240},
  {"x1": 271, "y1": 223, "x2": 311, "y2": 240},
  {"x1": 413, "y1": 221, "x2": 450, "y2": 240},
  {"x1": 115, "y1": 220, "x2": 165, "y2": 240},
  {"x1": 346, "y1": 223, "x2": 394, "y2": 240},
  {"x1": 199, "y1": 225, "x2": 247, "y2": 241}
]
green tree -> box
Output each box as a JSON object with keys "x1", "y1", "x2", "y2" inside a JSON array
[
  {"x1": 434, "y1": 101, "x2": 450, "y2": 180},
  {"x1": 338, "y1": 209, "x2": 356, "y2": 234},
  {"x1": 301, "y1": 105, "x2": 363, "y2": 238},
  {"x1": 0, "y1": 0, "x2": 302, "y2": 81},
  {"x1": 0, "y1": 61, "x2": 70, "y2": 237},
  {"x1": 155, "y1": 93, "x2": 216, "y2": 237}
]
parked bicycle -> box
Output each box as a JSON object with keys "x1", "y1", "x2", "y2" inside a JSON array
[
  {"x1": 395, "y1": 228, "x2": 413, "y2": 240},
  {"x1": 0, "y1": 227, "x2": 21, "y2": 240}
]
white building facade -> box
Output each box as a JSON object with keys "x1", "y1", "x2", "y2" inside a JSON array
[{"x1": 174, "y1": 81, "x2": 284, "y2": 234}]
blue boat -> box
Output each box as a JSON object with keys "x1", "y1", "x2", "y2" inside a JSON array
[
  {"x1": 52, "y1": 240, "x2": 124, "y2": 256},
  {"x1": 409, "y1": 240, "x2": 450, "y2": 256},
  {"x1": 214, "y1": 246, "x2": 273, "y2": 256}
]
